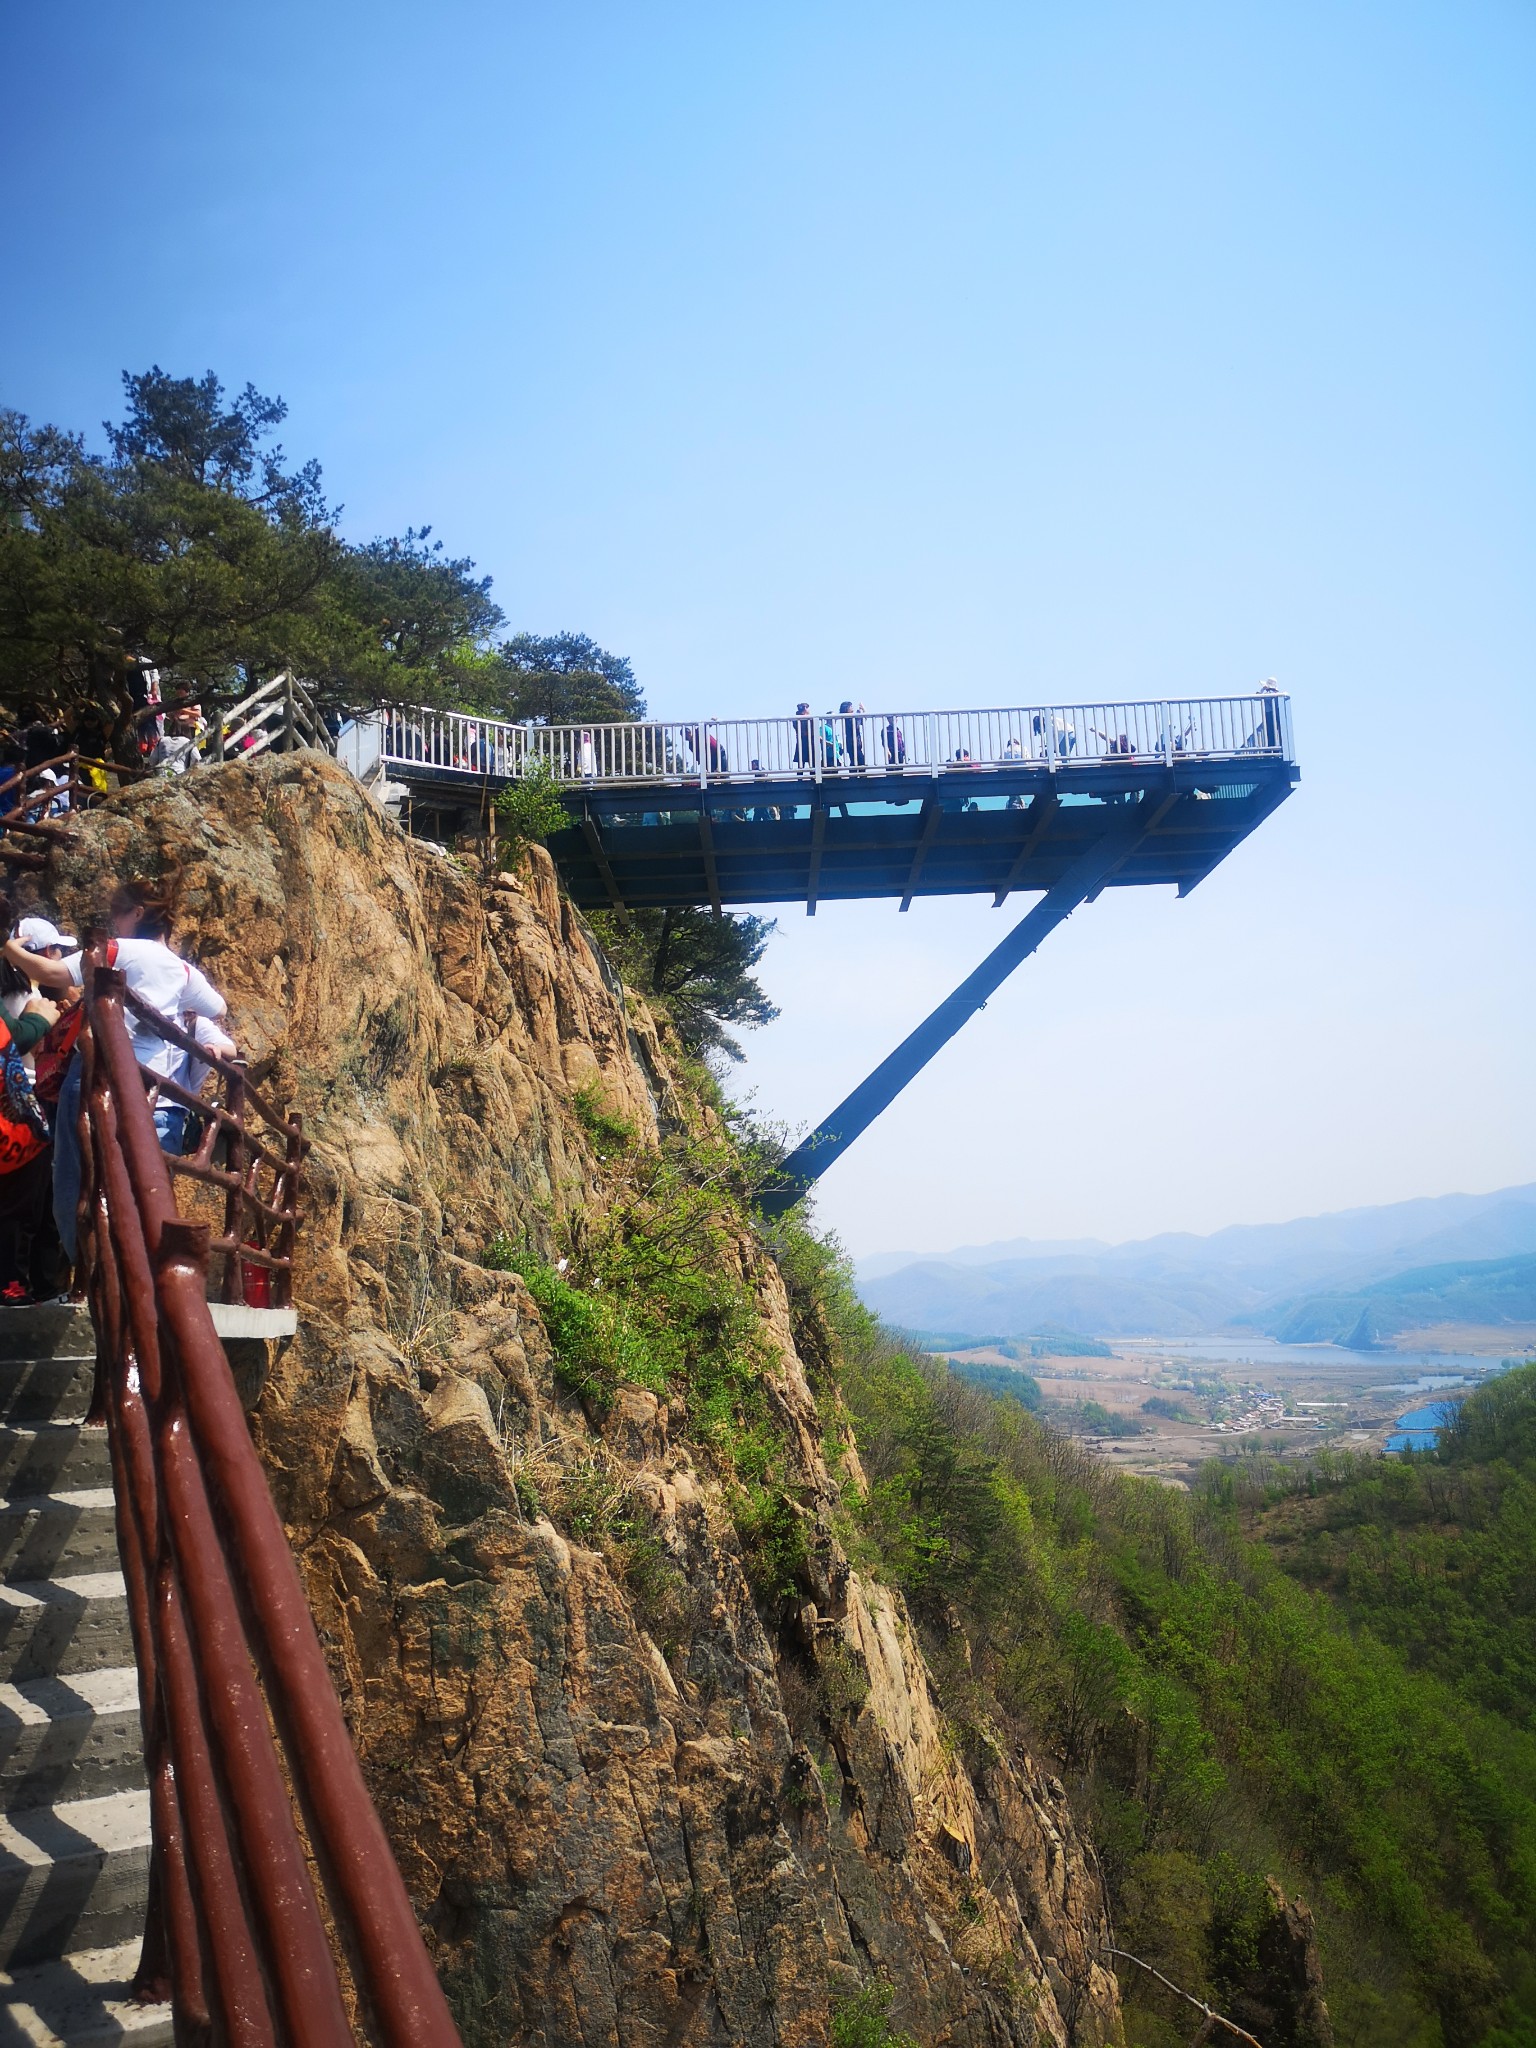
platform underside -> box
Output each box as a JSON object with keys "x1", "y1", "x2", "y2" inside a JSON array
[{"x1": 393, "y1": 756, "x2": 1297, "y2": 911}]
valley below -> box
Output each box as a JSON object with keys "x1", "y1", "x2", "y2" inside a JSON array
[{"x1": 938, "y1": 1328, "x2": 1532, "y2": 1484}]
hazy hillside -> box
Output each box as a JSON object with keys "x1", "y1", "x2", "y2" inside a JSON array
[
  {"x1": 859, "y1": 1182, "x2": 1536, "y2": 1339},
  {"x1": 1252, "y1": 1251, "x2": 1536, "y2": 1347}
]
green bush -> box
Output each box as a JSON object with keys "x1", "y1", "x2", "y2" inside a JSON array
[
  {"x1": 572, "y1": 1079, "x2": 637, "y2": 1159},
  {"x1": 830, "y1": 1982, "x2": 918, "y2": 2048},
  {"x1": 494, "y1": 758, "x2": 569, "y2": 851}
]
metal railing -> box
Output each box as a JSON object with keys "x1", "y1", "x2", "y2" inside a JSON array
[
  {"x1": 76, "y1": 959, "x2": 462, "y2": 2047},
  {"x1": 0, "y1": 751, "x2": 141, "y2": 869},
  {"x1": 363, "y1": 692, "x2": 1294, "y2": 790},
  {"x1": 117, "y1": 985, "x2": 307, "y2": 1311},
  {"x1": 210, "y1": 670, "x2": 335, "y2": 763}
]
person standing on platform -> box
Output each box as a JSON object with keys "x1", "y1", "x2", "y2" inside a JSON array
[
  {"x1": 791, "y1": 703, "x2": 813, "y2": 769},
  {"x1": 1257, "y1": 678, "x2": 1283, "y2": 750},
  {"x1": 840, "y1": 701, "x2": 867, "y2": 768}
]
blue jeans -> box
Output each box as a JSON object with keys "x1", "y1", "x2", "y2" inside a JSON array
[
  {"x1": 52, "y1": 1061, "x2": 191, "y2": 1267},
  {"x1": 153, "y1": 1104, "x2": 192, "y2": 1157}
]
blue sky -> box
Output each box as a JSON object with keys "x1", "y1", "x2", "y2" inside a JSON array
[{"x1": 5, "y1": 1, "x2": 1533, "y2": 1256}]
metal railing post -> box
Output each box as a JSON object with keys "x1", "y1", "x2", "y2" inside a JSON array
[{"x1": 221, "y1": 1060, "x2": 247, "y2": 1306}]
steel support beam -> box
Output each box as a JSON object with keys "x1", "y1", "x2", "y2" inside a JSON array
[
  {"x1": 899, "y1": 794, "x2": 942, "y2": 912},
  {"x1": 1085, "y1": 784, "x2": 1178, "y2": 902},
  {"x1": 698, "y1": 809, "x2": 723, "y2": 916},
  {"x1": 758, "y1": 802, "x2": 1155, "y2": 1217},
  {"x1": 806, "y1": 801, "x2": 826, "y2": 917},
  {"x1": 580, "y1": 813, "x2": 626, "y2": 911},
  {"x1": 993, "y1": 792, "x2": 1060, "y2": 907}
]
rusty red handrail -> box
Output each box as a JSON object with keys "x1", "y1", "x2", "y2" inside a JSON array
[
  {"x1": 0, "y1": 750, "x2": 143, "y2": 867},
  {"x1": 76, "y1": 960, "x2": 462, "y2": 2048},
  {"x1": 115, "y1": 982, "x2": 307, "y2": 1308}
]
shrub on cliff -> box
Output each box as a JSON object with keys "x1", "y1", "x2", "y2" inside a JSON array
[
  {"x1": 488, "y1": 1107, "x2": 812, "y2": 1604},
  {"x1": 586, "y1": 903, "x2": 779, "y2": 1064},
  {"x1": 493, "y1": 759, "x2": 570, "y2": 854}
]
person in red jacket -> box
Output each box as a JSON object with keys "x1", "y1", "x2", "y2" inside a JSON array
[{"x1": 0, "y1": 997, "x2": 68, "y2": 1305}]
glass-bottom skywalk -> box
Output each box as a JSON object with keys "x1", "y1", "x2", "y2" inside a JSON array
[{"x1": 340, "y1": 694, "x2": 1298, "y2": 912}]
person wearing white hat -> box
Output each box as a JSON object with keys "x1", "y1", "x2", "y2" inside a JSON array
[
  {"x1": 1, "y1": 916, "x2": 74, "y2": 1029},
  {"x1": 14, "y1": 917, "x2": 77, "y2": 955}
]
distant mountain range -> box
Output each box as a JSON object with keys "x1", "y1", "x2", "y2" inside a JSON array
[{"x1": 857, "y1": 1184, "x2": 1536, "y2": 1344}]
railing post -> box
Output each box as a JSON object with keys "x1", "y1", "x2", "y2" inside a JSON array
[
  {"x1": 221, "y1": 1061, "x2": 247, "y2": 1306},
  {"x1": 273, "y1": 1114, "x2": 303, "y2": 1312}
]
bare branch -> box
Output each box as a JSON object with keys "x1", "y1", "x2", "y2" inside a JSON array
[{"x1": 1099, "y1": 1945, "x2": 1265, "y2": 2047}]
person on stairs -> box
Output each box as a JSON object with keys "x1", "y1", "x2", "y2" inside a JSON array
[
  {"x1": 0, "y1": 989, "x2": 70, "y2": 1305},
  {"x1": 2, "y1": 877, "x2": 231, "y2": 1266}
]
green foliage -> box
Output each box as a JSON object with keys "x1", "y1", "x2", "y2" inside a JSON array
[
  {"x1": 585, "y1": 904, "x2": 779, "y2": 1064},
  {"x1": 830, "y1": 1982, "x2": 918, "y2": 2048},
  {"x1": 946, "y1": 1360, "x2": 1044, "y2": 1411},
  {"x1": 485, "y1": 1120, "x2": 811, "y2": 1609},
  {"x1": 1142, "y1": 1395, "x2": 1198, "y2": 1422},
  {"x1": 493, "y1": 758, "x2": 570, "y2": 851},
  {"x1": 0, "y1": 370, "x2": 502, "y2": 741},
  {"x1": 1069, "y1": 1397, "x2": 1143, "y2": 1437},
  {"x1": 1005, "y1": 1330, "x2": 1115, "y2": 1361},
  {"x1": 519, "y1": 1257, "x2": 669, "y2": 1406},
  {"x1": 485, "y1": 630, "x2": 645, "y2": 724},
  {"x1": 1265, "y1": 1361, "x2": 1536, "y2": 1731},
  {"x1": 785, "y1": 1229, "x2": 1536, "y2": 2047},
  {"x1": 571, "y1": 1080, "x2": 638, "y2": 1160}
]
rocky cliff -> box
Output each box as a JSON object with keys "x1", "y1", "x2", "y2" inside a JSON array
[{"x1": 28, "y1": 753, "x2": 1122, "y2": 2048}]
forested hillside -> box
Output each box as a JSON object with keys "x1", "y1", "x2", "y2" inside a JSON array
[
  {"x1": 1256, "y1": 1253, "x2": 1536, "y2": 1346},
  {"x1": 797, "y1": 1243, "x2": 1536, "y2": 2048}
]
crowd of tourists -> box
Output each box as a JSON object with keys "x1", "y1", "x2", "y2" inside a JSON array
[{"x1": 0, "y1": 877, "x2": 232, "y2": 1308}]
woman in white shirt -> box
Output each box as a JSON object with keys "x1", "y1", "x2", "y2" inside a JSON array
[{"x1": 3, "y1": 878, "x2": 233, "y2": 1263}]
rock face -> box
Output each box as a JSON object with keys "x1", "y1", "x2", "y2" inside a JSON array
[
  {"x1": 30, "y1": 754, "x2": 1123, "y2": 2047},
  {"x1": 1232, "y1": 1882, "x2": 1334, "y2": 2048}
]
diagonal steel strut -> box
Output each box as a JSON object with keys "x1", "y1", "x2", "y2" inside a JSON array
[{"x1": 758, "y1": 801, "x2": 1156, "y2": 1217}]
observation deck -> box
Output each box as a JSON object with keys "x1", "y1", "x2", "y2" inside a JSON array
[{"x1": 340, "y1": 694, "x2": 1297, "y2": 913}]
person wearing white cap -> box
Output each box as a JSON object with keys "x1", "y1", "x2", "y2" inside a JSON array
[
  {"x1": 1, "y1": 915, "x2": 75, "y2": 1029},
  {"x1": 4, "y1": 876, "x2": 230, "y2": 1264}
]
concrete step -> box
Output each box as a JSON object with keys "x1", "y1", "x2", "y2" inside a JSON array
[
  {"x1": 0, "y1": 1311, "x2": 94, "y2": 1367},
  {"x1": 0, "y1": 1672, "x2": 143, "y2": 1814},
  {"x1": 0, "y1": 1790, "x2": 151, "y2": 1969},
  {"x1": 0, "y1": 1363, "x2": 96, "y2": 1434},
  {"x1": 0, "y1": 1939, "x2": 170, "y2": 2046},
  {"x1": 0, "y1": 1501, "x2": 120, "y2": 1589},
  {"x1": 0, "y1": 1582, "x2": 132, "y2": 1689},
  {"x1": 0, "y1": 1431, "x2": 112, "y2": 1503}
]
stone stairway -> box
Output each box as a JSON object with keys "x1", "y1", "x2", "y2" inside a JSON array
[{"x1": 0, "y1": 1306, "x2": 169, "y2": 2046}]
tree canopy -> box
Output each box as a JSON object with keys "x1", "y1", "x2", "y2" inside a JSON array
[
  {"x1": 0, "y1": 368, "x2": 504, "y2": 751},
  {"x1": 584, "y1": 906, "x2": 777, "y2": 1063},
  {"x1": 480, "y1": 631, "x2": 646, "y2": 726}
]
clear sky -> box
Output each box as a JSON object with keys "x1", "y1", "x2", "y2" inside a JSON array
[{"x1": 5, "y1": 1, "x2": 1533, "y2": 1257}]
